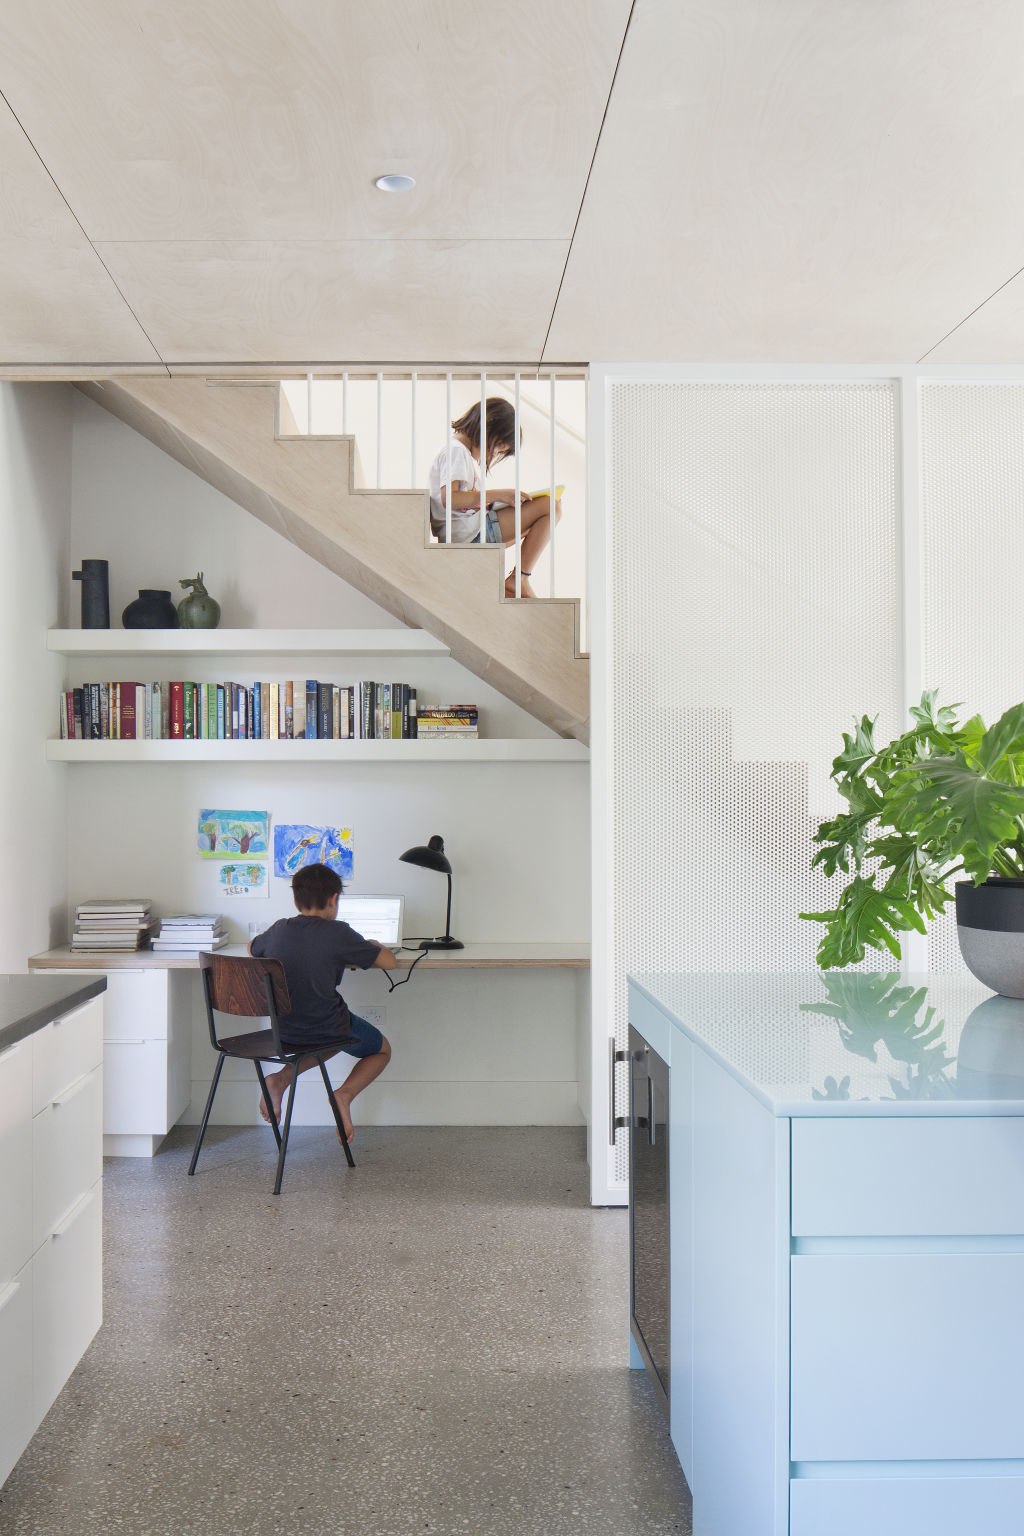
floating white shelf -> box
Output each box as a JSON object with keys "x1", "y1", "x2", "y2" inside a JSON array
[
  {"x1": 46, "y1": 738, "x2": 588, "y2": 764},
  {"x1": 47, "y1": 627, "x2": 451, "y2": 658}
]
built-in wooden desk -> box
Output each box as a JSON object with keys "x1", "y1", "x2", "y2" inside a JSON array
[
  {"x1": 29, "y1": 944, "x2": 590, "y2": 972},
  {"x1": 28, "y1": 945, "x2": 591, "y2": 1153}
]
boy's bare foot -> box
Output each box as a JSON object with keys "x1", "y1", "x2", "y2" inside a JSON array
[{"x1": 334, "y1": 1093, "x2": 355, "y2": 1144}]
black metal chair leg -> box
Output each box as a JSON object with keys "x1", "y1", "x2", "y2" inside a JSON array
[
  {"x1": 254, "y1": 1060, "x2": 282, "y2": 1148},
  {"x1": 188, "y1": 1053, "x2": 226, "y2": 1175},
  {"x1": 273, "y1": 1067, "x2": 300, "y2": 1195},
  {"x1": 318, "y1": 1057, "x2": 356, "y2": 1168}
]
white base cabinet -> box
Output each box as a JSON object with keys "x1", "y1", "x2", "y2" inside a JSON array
[{"x1": 0, "y1": 994, "x2": 104, "y2": 1489}]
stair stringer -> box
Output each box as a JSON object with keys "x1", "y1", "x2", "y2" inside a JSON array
[{"x1": 77, "y1": 378, "x2": 589, "y2": 741}]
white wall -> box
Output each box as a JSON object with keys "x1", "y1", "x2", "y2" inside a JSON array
[
  {"x1": 0, "y1": 384, "x2": 72, "y2": 970},
  {"x1": 66, "y1": 392, "x2": 590, "y2": 1126}
]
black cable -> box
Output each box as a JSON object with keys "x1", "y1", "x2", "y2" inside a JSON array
[{"x1": 381, "y1": 949, "x2": 428, "y2": 991}]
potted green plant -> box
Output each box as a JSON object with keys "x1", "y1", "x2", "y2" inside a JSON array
[{"x1": 801, "y1": 691, "x2": 1024, "y2": 995}]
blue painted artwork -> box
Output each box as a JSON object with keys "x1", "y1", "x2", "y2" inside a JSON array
[
  {"x1": 274, "y1": 823, "x2": 354, "y2": 881},
  {"x1": 197, "y1": 809, "x2": 269, "y2": 858}
]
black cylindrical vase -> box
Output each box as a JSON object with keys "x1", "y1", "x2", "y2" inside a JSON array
[
  {"x1": 122, "y1": 589, "x2": 180, "y2": 629},
  {"x1": 72, "y1": 558, "x2": 110, "y2": 629},
  {"x1": 956, "y1": 877, "x2": 1024, "y2": 997}
]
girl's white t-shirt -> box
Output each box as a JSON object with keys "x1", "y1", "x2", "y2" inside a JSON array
[{"x1": 428, "y1": 440, "x2": 482, "y2": 543}]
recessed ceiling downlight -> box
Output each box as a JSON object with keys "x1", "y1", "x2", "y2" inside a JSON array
[{"x1": 375, "y1": 173, "x2": 415, "y2": 193}]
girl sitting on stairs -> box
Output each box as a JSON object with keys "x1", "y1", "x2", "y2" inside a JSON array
[{"x1": 427, "y1": 396, "x2": 562, "y2": 600}]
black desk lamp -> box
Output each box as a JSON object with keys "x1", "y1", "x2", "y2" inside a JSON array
[{"x1": 399, "y1": 835, "x2": 464, "y2": 949}]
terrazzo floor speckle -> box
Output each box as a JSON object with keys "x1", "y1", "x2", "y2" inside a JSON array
[{"x1": 0, "y1": 1125, "x2": 692, "y2": 1536}]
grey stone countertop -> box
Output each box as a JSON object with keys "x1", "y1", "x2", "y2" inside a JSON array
[
  {"x1": 629, "y1": 970, "x2": 1024, "y2": 1116},
  {"x1": 0, "y1": 973, "x2": 106, "y2": 1054}
]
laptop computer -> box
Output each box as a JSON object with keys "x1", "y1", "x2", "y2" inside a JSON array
[{"x1": 336, "y1": 894, "x2": 405, "y2": 949}]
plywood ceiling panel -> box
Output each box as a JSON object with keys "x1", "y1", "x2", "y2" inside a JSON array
[
  {"x1": 0, "y1": 0, "x2": 629, "y2": 243},
  {"x1": 94, "y1": 239, "x2": 569, "y2": 362},
  {"x1": 545, "y1": 0, "x2": 1024, "y2": 363},
  {"x1": 0, "y1": 99, "x2": 161, "y2": 363}
]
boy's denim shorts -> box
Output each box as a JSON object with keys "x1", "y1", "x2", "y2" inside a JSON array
[{"x1": 281, "y1": 1012, "x2": 384, "y2": 1058}]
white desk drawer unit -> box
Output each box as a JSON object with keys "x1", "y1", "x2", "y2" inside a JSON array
[
  {"x1": 26, "y1": 967, "x2": 191, "y2": 1155},
  {"x1": 0, "y1": 979, "x2": 105, "y2": 1490}
]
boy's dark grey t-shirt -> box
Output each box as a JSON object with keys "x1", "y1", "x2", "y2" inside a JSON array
[{"x1": 250, "y1": 914, "x2": 380, "y2": 1045}]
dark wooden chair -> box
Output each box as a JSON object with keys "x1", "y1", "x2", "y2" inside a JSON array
[{"x1": 188, "y1": 951, "x2": 355, "y2": 1195}]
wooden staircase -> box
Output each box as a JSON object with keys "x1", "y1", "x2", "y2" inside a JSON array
[{"x1": 76, "y1": 377, "x2": 590, "y2": 742}]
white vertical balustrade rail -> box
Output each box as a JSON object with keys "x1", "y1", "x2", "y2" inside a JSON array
[
  {"x1": 513, "y1": 372, "x2": 522, "y2": 598},
  {"x1": 306, "y1": 370, "x2": 314, "y2": 435},
  {"x1": 410, "y1": 371, "x2": 418, "y2": 485},
  {"x1": 479, "y1": 372, "x2": 487, "y2": 540},
  {"x1": 376, "y1": 371, "x2": 384, "y2": 489},
  {"x1": 549, "y1": 372, "x2": 557, "y2": 597},
  {"x1": 342, "y1": 371, "x2": 349, "y2": 435},
  {"x1": 445, "y1": 372, "x2": 453, "y2": 545}
]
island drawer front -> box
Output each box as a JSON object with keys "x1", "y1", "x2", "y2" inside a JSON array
[
  {"x1": 101, "y1": 970, "x2": 169, "y2": 1042},
  {"x1": 32, "y1": 996, "x2": 103, "y2": 1115},
  {"x1": 103, "y1": 1040, "x2": 170, "y2": 1134},
  {"x1": 0, "y1": 1042, "x2": 33, "y2": 1284},
  {"x1": 0, "y1": 1263, "x2": 34, "y2": 1489},
  {"x1": 33, "y1": 1180, "x2": 102, "y2": 1426},
  {"x1": 791, "y1": 1253, "x2": 1024, "y2": 1461},
  {"x1": 32, "y1": 1065, "x2": 103, "y2": 1254},
  {"x1": 791, "y1": 1117, "x2": 1024, "y2": 1236},
  {"x1": 791, "y1": 1474, "x2": 1024, "y2": 1535}
]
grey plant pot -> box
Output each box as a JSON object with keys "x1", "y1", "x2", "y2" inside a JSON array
[{"x1": 956, "y1": 878, "x2": 1024, "y2": 999}]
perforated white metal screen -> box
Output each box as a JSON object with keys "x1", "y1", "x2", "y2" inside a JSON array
[
  {"x1": 607, "y1": 380, "x2": 900, "y2": 1182},
  {"x1": 920, "y1": 382, "x2": 1024, "y2": 971}
]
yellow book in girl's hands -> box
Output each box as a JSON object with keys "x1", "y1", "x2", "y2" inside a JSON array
[{"x1": 528, "y1": 484, "x2": 565, "y2": 499}]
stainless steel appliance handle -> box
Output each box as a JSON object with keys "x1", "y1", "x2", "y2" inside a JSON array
[
  {"x1": 647, "y1": 1074, "x2": 656, "y2": 1147},
  {"x1": 609, "y1": 1037, "x2": 628, "y2": 1144}
]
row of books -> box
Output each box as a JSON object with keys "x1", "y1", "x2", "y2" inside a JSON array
[
  {"x1": 71, "y1": 899, "x2": 155, "y2": 952},
  {"x1": 56, "y1": 681, "x2": 462, "y2": 741}
]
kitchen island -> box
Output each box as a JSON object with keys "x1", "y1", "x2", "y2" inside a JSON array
[
  {"x1": 0, "y1": 972, "x2": 106, "y2": 1487},
  {"x1": 628, "y1": 970, "x2": 1024, "y2": 1536}
]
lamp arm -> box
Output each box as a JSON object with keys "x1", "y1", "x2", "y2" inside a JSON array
[{"x1": 444, "y1": 870, "x2": 453, "y2": 942}]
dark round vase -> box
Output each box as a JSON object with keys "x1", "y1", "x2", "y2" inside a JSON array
[
  {"x1": 955, "y1": 877, "x2": 1024, "y2": 997},
  {"x1": 121, "y1": 588, "x2": 180, "y2": 629}
]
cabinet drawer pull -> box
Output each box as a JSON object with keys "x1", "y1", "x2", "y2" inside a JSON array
[
  {"x1": 0, "y1": 1279, "x2": 20, "y2": 1314},
  {"x1": 104, "y1": 1038, "x2": 150, "y2": 1046},
  {"x1": 53, "y1": 1000, "x2": 95, "y2": 1028},
  {"x1": 52, "y1": 1070, "x2": 96, "y2": 1108},
  {"x1": 52, "y1": 1190, "x2": 95, "y2": 1239}
]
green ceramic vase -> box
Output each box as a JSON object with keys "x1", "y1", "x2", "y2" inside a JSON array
[{"x1": 177, "y1": 572, "x2": 221, "y2": 629}]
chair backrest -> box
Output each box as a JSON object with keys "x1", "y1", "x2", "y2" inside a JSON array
[{"x1": 198, "y1": 952, "x2": 293, "y2": 1052}]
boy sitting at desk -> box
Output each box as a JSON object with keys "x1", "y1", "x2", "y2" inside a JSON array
[{"x1": 249, "y1": 862, "x2": 397, "y2": 1143}]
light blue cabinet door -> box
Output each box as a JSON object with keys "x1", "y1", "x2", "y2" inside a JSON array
[
  {"x1": 792, "y1": 1253, "x2": 1024, "y2": 1460},
  {"x1": 791, "y1": 1475, "x2": 1024, "y2": 1535}
]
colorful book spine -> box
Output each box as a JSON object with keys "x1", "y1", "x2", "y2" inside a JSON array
[
  {"x1": 118, "y1": 681, "x2": 139, "y2": 739},
  {"x1": 269, "y1": 683, "x2": 279, "y2": 741},
  {"x1": 170, "y1": 681, "x2": 185, "y2": 740},
  {"x1": 139, "y1": 684, "x2": 150, "y2": 739},
  {"x1": 73, "y1": 688, "x2": 84, "y2": 739},
  {"x1": 99, "y1": 683, "x2": 110, "y2": 739},
  {"x1": 285, "y1": 681, "x2": 294, "y2": 740},
  {"x1": 151, "y1": 681, "x2": 162, "y2": 740},
  {"x1": 306, "y1": 680, "x2": 318, "y2": 739},
  {"x1": 183, "y1": 682, "x2": 196, "y2": 740},
  {"x1": 317, "y1": 682, "x2": 333, "y2": 740}
]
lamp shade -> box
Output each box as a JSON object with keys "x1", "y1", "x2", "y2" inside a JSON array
[{"x1": 399, "y1": 834, "x2": 451, "y2": 875}]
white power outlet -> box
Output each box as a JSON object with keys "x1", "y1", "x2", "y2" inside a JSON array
[{"x1": 360, "y1": 1004, "x2": 386, "y2": 1028}]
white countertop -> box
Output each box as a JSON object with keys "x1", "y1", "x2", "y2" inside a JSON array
[{"x1": 629, "y1": 971, "x2": 1024, "y2": 1116}]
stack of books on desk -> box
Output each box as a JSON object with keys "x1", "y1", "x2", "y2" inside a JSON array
[
  {"x1": 71, "y1": 899, "x2": 155, "y2": 951},
  {"x1": 151, "y1": 915, "x2": 228, "y2": 953}
]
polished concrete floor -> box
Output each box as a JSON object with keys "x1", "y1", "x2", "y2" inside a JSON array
[{"x1": 0, "y1": 1125, "x2": 692, "y2": 1536}]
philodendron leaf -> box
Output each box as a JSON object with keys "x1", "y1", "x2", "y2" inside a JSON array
[
  {"x1": 892, "y1": 755, "x2": 1024, "y2": 880},
  {"x1": 800, "y1": 875, "x2": 926, "y2": 968},
  {"x1": 909, "y1": 690, "x2": 961, "y2": 733},
  {"x1": 832, "y1": 715, "x2": 878, "y2": 780},
  {"x1": 975, "y1": 703, "x2": 1024, "y2": 777}
]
